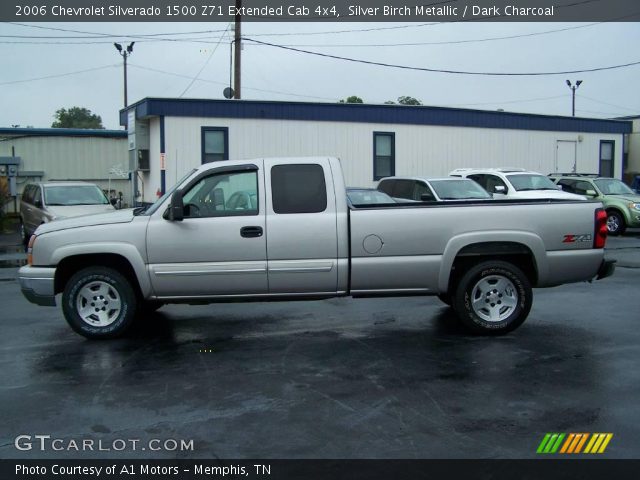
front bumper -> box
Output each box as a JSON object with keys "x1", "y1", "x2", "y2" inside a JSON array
[
  {"x1": 18, "y1": 266, "x2": 56, "y2": 306},
  {"x1": 596, "y1": 259, "x2": 616, "y2": 280}
]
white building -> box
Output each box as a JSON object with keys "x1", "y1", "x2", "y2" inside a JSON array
[
  {"x1": 120, "y1": 98, "x2": 632, "y2": 203},
  {"x1": 0, "y1": 127, "x2": 130, "y2": 212}
]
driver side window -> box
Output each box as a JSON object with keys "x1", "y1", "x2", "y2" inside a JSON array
[{"x1": 182, "y1": 170, "x2": 258, "y2": 218}]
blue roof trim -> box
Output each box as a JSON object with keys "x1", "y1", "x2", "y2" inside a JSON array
[
  {"x1": 0, "y1": 127, "x2": 126, "y2": 138},
  {"x1": 120, "y1": 98, "x2": 632, "y2": 135}
]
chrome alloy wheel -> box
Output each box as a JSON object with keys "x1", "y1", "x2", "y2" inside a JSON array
[
  {"x1": 606, "y1": 215, "x2": 620, "y2": 233},
  {"x1": 76, "y1": 280, "x2": 122, "y2": 327},
  {"x1": 470, "y1": 275, "x2": 518, "y2": 323}
]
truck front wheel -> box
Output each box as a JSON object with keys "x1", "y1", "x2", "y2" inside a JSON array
[
  {"x1": 452, "y1": 261, "x2": 532, "y2": 334},
  {"x1": 62, "y1": 267, "x2": 138, "y2": 339}
]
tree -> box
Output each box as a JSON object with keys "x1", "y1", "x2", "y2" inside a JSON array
[
  {"x1": 397, "y1": 96, "x2": 422, "y2": 106},
  {"x1": 339, "y1": 96, "x2": 364, "y2": 104},
  {"x1": 51, "y1": 107, "x2": 104, "y2": 129},
  {"x1": 384, "y1": 96, "x2": 423, "y2": 105}
]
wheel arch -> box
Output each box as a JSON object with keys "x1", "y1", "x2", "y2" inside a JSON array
[
  {"x1": 438, "y1": 233, "x2": 545, "y2": 293},
  {"x1": 53, "y1": 247, "x2": 151, "y2": 298}
]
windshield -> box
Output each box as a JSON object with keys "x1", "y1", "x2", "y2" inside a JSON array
[
  {"x1": 44, "y1": 185, "x2": 109, "y2": 206},
  {"x1": 429, "y1": 179, "x2": 491, "y2": 200},
  {"x1": 594, "y1": 178, "x2": 635, "y2": 195},
  {"x1": 507, "y1": 174, "x2": 558, "y2": 191},
  {"x1": 347, "y1": 189, "x2": 395, "y2": 205},
  {"x1": 143, "y1": 169, "x2": 197, "y2": 216}
]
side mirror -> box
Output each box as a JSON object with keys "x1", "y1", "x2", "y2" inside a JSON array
[
  {"x1": 420, "y1": 193, "x2": 433, "y2": 201},
  {"x1": 585, "y1": 189, "x2": 597, "y2": 197},
  {"x1": 110, "y1": 198, "x2": 118, "y2": 206},
  {"x1": 556, "y1": 185, "x2": 563, "y2": 190},
  {"x1": 34, "y1": 200, "x2": 43, "y2": 208},
  {"x1": 168, "y1": 190, "x2": 184, "y2": 221},
  {"x1": 493, "y1": 185, "x2": 506, "y2": 194}
]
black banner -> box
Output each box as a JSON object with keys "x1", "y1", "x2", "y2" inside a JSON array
[
  {"x1": 3, "y1": 459, "x2": 640, "y2": 480},
  {"x1": 2, "y1": 0, "x2": 640, "y2": 22}
]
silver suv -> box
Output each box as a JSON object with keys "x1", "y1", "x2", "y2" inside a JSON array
[{"x1": 19, "y1": 182, "x2": 115, "y2": 243}]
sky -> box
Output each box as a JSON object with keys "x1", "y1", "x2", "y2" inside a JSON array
[{"x1": 0, "y1": 20, "x2": 639, "y2": 129}]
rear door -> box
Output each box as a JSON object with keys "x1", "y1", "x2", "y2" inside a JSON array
[{"x1": 264, "y1": 159, "x2": 338, "y2": 294}]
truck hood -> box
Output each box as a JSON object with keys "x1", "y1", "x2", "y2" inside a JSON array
[
  {"x1": 607, "y1": 194, "x2": 640, "y2": 203},
  {"x1": 35, "y1": 209, "x2": 136, "y2": 235},
  {"x1": 46, "y1": 204, "x2": 115, "y2": 218},
  {"x1": 509, "y1": 190, "x2": 586, "y2": 201}
]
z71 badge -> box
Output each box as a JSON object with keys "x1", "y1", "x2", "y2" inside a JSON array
[{"x1": 563, "y1": 234, "x2": 592, "y2": 243}]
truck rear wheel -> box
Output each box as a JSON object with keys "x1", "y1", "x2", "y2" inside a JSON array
[
  {"x1": 62, "y1": 267, "x2": 137, "y2": 339},
  {"x1": 452, "y1": 260, "x2": 532, "y2": 334}
]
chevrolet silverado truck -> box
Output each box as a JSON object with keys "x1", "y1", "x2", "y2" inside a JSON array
[{"x1": 18, "y1": 157, "x2": 614, "y2": 339}]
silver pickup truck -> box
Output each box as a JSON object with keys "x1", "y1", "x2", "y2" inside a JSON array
[{"x1": 18, "y1": 157, "x2": 614, "y2": 339}]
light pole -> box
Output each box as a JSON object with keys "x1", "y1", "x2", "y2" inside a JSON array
[
  {"x1": 114, "y1": 42, "x2": 134, "y2": 108},
  {"x1": 566, "y1": 80, "x2": 582, "y2": 117}
]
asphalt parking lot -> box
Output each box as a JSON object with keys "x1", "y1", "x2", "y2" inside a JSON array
[{"x1": 1, "y1": 231, "x2": 639, "y2": 459}]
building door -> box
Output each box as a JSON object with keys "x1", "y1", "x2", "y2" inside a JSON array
[{"x1": 556, "y1": 140, "x2": 577, "y2": 173}]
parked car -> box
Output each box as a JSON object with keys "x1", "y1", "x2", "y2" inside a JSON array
[
  {"x1": 377, "y1": 176, "x2": 492, "y2": 202},
  {"x1": 449, "y1": 168, "x2": 585, "y2": 201},
  {"x1": 18, "y1": 157, "x2": 613, "y2": 339},
  {"x1": 346, "y1": 188, "x2": 395, "y2": 206},
  {"x1": 20, "y1": 182, "x2": 115, "y2": 243},
  {"x1": 549, "y1": 173, "x2": 640, "y2": 235}
]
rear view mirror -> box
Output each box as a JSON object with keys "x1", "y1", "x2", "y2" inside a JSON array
[{"x1": 168, "y1": 190, "x2": 184, "y2": 221}]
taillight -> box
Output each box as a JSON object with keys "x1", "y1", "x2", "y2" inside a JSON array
[
  {"x1": 594, "y1": 208, "x2": 607, "y2": 249},
  {"x1": 27, "y1": 235, "x2": 36, "y2": 266}
]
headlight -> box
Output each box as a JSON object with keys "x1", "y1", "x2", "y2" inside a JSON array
[{"x1": 628, "y1": 202, "x2": 640, "y2": 211}]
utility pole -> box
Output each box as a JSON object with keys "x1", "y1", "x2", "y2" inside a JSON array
[
  {"x1": 566, "y1": 80, "x2": 582, "y2": 117},
  {"x1": 233, "y1": 0, "x2": 242, "y2": 99},
  {"x1": 114, "y1": 42, "x2": 135, "y2": 108}
]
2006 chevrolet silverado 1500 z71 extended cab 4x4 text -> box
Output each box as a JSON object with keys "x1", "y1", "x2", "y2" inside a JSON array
[{"x1": 18, "y1": 157, "x2": 615, "y2": 339}]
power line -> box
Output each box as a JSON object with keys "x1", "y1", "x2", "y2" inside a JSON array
[
  {"x1": 267, "y1": 20, "x2": 639, "y2": 47},
  {"x1": 243, "y1": 37, "x2": 640, "y2": 76},
  {"x1": 0, "y1": 64, "x2": 119, "y2": 85},
  {"x1": 128, "y1": 63, "x2": 336, "y2": 101},
  {"x1": 577, "y1": 94, "x2": 640, "y2": 113},
  {"x1": 179, "y1": 23, "x2": 231, "y2": 97}
]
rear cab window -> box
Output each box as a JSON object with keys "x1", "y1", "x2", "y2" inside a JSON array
[{"x1": 271, "y1": 164, "x2": 327, "y2": 214}]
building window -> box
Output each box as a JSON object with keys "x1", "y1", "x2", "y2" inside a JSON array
[
  {"x1": 373, "y1": 132, "x2": 395, "y2": 181},
  {"x1": 201, "y1": 127, "x2": 229, "y2": 163},
  {"x1": 599, "y1": 140, "x2": 614, "y2": 177}
]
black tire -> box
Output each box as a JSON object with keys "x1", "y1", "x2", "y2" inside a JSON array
[
  {"x1": 452, "y1": 261, "x2": 532, "y2": 335},
  {"x1": 606, "y1": 210, "x2": 625, "y2": 236},
  {"x1": 437, "y1": 293, "x2": 452, "y2": 306},
  {"x1": 62, "y1": 267, "x2": 137, "y2": 339}
]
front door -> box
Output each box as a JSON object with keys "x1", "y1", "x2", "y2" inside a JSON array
[{"x1": 146, "y1": 164, "x2": 268, "y2": 297}]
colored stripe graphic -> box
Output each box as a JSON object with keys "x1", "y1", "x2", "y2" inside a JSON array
[
  {"x1": 584, "y1": 433, "x2": 614, "y2": 453},
  {"x1": 537, "y1": 433, "x2": 565, "y2": 454},
  {"x1": 539, "y1": 433, "x2": 613, "y2": 454}
]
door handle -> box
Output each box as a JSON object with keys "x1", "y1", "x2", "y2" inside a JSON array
[{"x1": 240, "y1": 226, "x2": 263, "y2": 238}]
